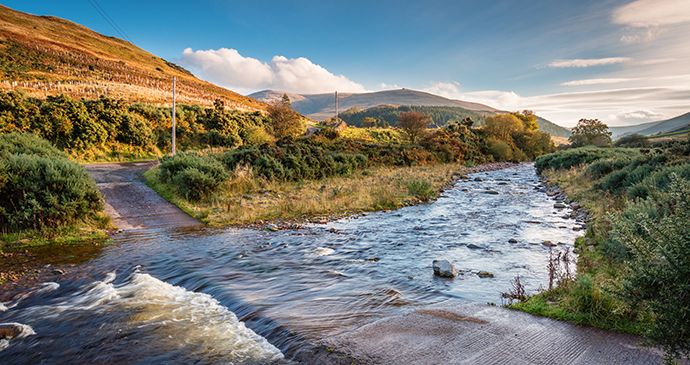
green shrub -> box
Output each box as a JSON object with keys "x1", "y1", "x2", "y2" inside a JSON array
[
  {"x1": 610, "y1": 174, "x2": 690, "y2": 361},
  {"x1": 487, "y1": 139, "x2": 513, "y2": 161},
  {"x1": 0, "y1": 133, "x2": 102, "y2": 229},
  {"x1": 159, "y1": 152, "x2": 229, "y2": 200},
  {"x1": 406, "y1": 179, "x2": 435, "y2": 202}
]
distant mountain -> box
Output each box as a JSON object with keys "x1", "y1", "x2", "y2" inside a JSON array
[
  {"x1": 249, "y1": 89, "x2": 501, "y2": 119},
  {"x1": 0, "y1": 5, "x2": 263, "y2": 110},
  {"x1": 610, "y1": 111, "x2": 690, "y2": 138},
  {"x1": 250, "y1": 89, "x2": 571, "y2": 137}
]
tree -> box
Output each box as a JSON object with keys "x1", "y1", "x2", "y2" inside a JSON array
[
  {"x1": 569, "y1": 118, "x2": 612, "y2": 147},
  {"x1": 512, "y1": 110, "x2": 539, "y2": 131},
  {"x1": 483, "y1": 114, "x2": 524, "y2": 142},
  {"x1": 266, "y1": 99, "x2": 306, "y2": 138},
  {"x1": 397, "y1": 110, "x2": 430, "y2": 143},
  {"x1": 360, "y1": 117, "x2": 377, "y2": 128},
  {"x1": 281, "y1": 93, "x2": 291, "y2": 108}
]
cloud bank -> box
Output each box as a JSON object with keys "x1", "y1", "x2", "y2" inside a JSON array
[
  {"x1": 179, "y1": 48, "x2": 366, "y2": 94},
  {"x1": 613, "y1": 0, "x2": 690, "y2": 27},
  {"x1": 547, "y1": 58, "x2": 630, "y2": 68}
]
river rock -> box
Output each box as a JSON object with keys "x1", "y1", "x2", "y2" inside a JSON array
[
  {"x1": 484, "y1": 190, "x2": 499, "y2": 195},
  {"x1": 474, "y1": 177, "x2": 483, "y2": 181},
  {"x1": 432, "y1": 259, "x2": 457, "y2": 278},
  {"x1": 467, "y1": 244, "x2": 483, "y2": 249},
  {"x1": 508, "y1": 238, "x2": 518, "y2": 243},
  {"x1": 554, "y1": 203, "x2": 566, "y2": 209},
  {"x1": 267, "y1": 224, "x2": 279, "y2": 231},
  {"x1": 477, "y1": 271, "x2": 494, "y2": 278},
  {"x1": 542, "y1": 240, "x2": 557, "y2": 247}
]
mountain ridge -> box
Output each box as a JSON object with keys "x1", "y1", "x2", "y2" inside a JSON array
[{"x1": 250, "y1": 89, "x2": 571, "y2": 137}]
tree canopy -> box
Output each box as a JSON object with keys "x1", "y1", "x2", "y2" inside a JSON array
[
  {"x1": 266, "y1": 99, "x2": 306, "y2": 138},
  {"x1": 398, "y1": 110, "x2": 430, "y2": 143},
  {"x1": 569, "y1": 118, "x2": 612, "y2": 147}
]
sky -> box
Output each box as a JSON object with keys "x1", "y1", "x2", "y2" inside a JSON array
[{"x1": 4, "y1": 0, "x2": 690, "y2": 127}]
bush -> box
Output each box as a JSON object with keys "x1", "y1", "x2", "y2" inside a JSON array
[
  {"x1": 406, "y1": 179, "x2": 435, "y2": 202},
  {"x1": 610, "y1": 174, "x2": 690, "y2": 361},
  {"x1": 159, "y1": 152, "x2": 229, "y2": 200},
  {"x1": 487, "y1": 139, "x2": 513, "y2": 161},
  {"x1": 0, "y1": 133, "x2": 102, "y2": 230}
]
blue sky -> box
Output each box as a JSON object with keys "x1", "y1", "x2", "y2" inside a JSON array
[{"x1": 4, "y1": 0, "x2": 690, "y2": 127}]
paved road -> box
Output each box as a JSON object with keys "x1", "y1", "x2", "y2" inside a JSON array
[
  {"x1": 304, "y1": 300, "x2": 671, "y2": 365},
  {"x1": 85, "y1": 161, "x2": 200, "y2": 231}
]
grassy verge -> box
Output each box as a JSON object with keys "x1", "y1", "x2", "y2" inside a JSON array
[
  {"x1": 0, "y1": 213, "x2": 113, "y2": 252},
  {"x1": 68, "y1": 142, "x2": 163, "y2": 163},
  {"x1": 505, "y1": 144, "x2": 690, "y2": 361},
  {"x1": 145, "y1": 162, "x2": 467, "y2": 226}
]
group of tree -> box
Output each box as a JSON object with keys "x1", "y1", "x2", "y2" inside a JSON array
[
  {"x1": 339, "y1": 105, "x2": 487, "y2": 129},
  {"x1": 480, "y1": 111, "x2": 555, "y2": 161},
  {"x1": 0, "y1": 91, "x2": 307, "y2": 154}
]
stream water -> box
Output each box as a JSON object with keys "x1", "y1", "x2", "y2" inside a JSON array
[{"x1": 0, "y1": 163, "x2": 583, "y2": 364}]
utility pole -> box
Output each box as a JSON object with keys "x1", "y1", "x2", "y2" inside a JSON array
[
  {"x1": 172, "y1": 76, "x2": 176, "y2": 155},
  {"x1": 335, "y1": 91, "x2": 338, "y2": 123}
]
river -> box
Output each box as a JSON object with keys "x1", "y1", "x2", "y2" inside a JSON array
[{"x1": 0, "y1": 163, "x2": 583, "y2": 364}]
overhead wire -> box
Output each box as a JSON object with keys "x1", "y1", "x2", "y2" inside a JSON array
[{"x1": 85, "y1": 0, "x2": 134, "y2": 44}]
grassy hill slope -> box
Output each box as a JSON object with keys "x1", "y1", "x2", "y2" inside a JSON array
[{"x1": 0, "y1": 5, "x2": 263, "y2": 110}]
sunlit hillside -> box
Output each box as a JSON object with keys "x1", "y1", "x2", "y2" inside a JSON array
[{"x1": 0, "y1": 5, "x2": 264, "y2": 110}]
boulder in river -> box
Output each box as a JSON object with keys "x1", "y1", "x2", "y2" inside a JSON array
[
  {"x1": 542, "y1": 240, "x2": 557, "y2": 247},
  {"x1": 477, "y1": 271, "x2": 494, "y2": 278},
  {"x1": 467, "y1": 244, "x2": 483, "y2": 249},
  {"x1": 432, "y1": 259, "x2": 457, "y2": 278},
  {"x1": 508, "y1": 238, "x2": 518, "y2": 243},
  {"x1": 554, "y1": 203, "x2": 566, "y2": 209}
]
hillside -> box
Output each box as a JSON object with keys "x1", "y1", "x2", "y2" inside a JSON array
[
  {"x1": 609, "y1": 111, "x2": 690, "y2": 139},
  {"x1": 0, "y1": 5, "x2": 263, "y2": 110},
  {"x1": 249, "y1": 89, "x2": 501, "y2": 119},
  {"x1": 251, "y1": 89, "x2": 571, "y2": 137}
]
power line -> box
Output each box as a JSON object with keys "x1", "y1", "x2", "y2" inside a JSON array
[{"x1": 86, "y1": 0, "x2": 133, "y2": 44}]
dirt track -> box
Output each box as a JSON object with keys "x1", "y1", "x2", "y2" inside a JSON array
[{"x1": 84, "y1": 161, "x2": 200, "y2": 231}]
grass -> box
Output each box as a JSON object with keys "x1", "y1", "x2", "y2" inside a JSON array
[
  {"x1": 0, "y1": 212, "x2": 113, "y2": 253},
  {"x1": 145, "y1": 162, "x2": 467, "y2": 226},
  {"x1": 68, "y1": 142, "x2": 163, "y2": 163}
]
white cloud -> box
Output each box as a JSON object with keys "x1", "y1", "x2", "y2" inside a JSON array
[
  {"x1": 561, "y1": 78, "x2": 636, "y2": 86},
  {"x1": 424, "y1": 82, "x2": 690, "y2": 127},
  {"x1": 379, "y1": 82, "x2": 400, "y2": 89},
  {"x1": 179, "y1": 47, "x2": 366, "y2": 94},
  {"x1": 613, "y1": 0, "x2": 690, "y2": 27},
  {"x1": 620, "y1": 27, "x2": 668, "y2": 43},
  {"x1": 547, "y1": 58, "x2": 630, "y2": 68},
  {"x1": 423, "y1": 82, "x2": 523, "y2": 109},
  {"x1": 604, "y1": 109, "x2": 666, "y2": 126}
]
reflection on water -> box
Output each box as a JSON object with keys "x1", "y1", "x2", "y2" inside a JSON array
[{"x1": 0, "y1": 163, "x2": 582, "y2": 363}]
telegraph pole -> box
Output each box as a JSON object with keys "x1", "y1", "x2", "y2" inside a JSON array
[
  {"x1": 335, "y1": 91, "x2": 338, "y2": 123},
  {"x1": 172, "y1": 76, "x2": 176, "y2": 155}
]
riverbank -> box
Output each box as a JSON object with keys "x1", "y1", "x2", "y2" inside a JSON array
[{"x1": 145, "y1": 161, "x2": 517, "y2": 231}]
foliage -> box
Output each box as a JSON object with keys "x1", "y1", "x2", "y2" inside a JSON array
[
  {"x1": 483, "y1": 114, "x2": 524, "y2": 141},
  {"x1": 0, "y1": 132, "x2": 102, "y2": 230},
  {"x1": 487, "y1": 138, "x2": 513, "y2": 161},
  {"x1": 266, "y1": 99, "x2": 306, "y2": 138},
  {"x1": 511, "y1": 110, "x2": 539, "y2": 131},
  {"x1": 569, "y1": 118, "x2": 612, "y2": 147},
  {"x1": 398, "y1": 110, "x2": 431, "y2": 143},
  {"x1": 614, "y1": 133, "x2": 650, "y2": 148},
  {"x1": 339, "y1": 104, "x2": 487, "y2": 129},
  {"x1": 406, "y1": 179, "x2": 435, "y2": 202},
  {"x1": 610, "y1": 175, "x2": 690, "y2": 361},
  {"x1": 0, "y1": 91, "x2": 272, "y2": 156},
  {"x1": 158, "y1": 151, "x2": 229, "y2": 201}
]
